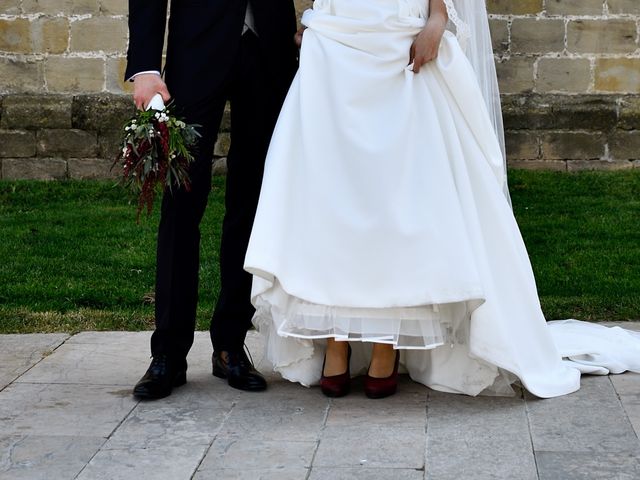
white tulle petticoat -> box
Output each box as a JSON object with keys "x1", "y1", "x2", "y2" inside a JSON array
[{"x1": 244, "y1": 0, "x2": 640, "y2": 398}]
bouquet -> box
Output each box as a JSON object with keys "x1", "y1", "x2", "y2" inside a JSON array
[{"x1": 114, "y1": 94, "x2": 200, "y2": 220}]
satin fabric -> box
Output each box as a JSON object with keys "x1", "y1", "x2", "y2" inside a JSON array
[{"x1": 244, "y1": 0, "x2": 638, "y2": 397}]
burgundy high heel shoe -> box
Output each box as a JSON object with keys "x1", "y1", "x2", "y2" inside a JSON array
[
  {"x1": 364, "y1": 350, "x2": 400, "y2": 399},
  {"x1": 320, "y1": 344, "x2": 352, "y2": 398}
]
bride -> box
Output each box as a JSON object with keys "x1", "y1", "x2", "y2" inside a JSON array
[{"x1": 243, "y1": 0, "x2": 640, "y2": 398}]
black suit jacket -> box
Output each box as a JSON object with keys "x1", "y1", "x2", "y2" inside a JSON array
[{"x1": 126, "y1": 0, "x2": 298, "y2": 103}]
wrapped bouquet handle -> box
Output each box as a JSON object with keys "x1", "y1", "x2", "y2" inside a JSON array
[
  {"x1": 114, "y1": 97, "x2": 201, "y2": 221},
  {"x1": 146, "y1": 93, "x2": 166, "y2": 111}
]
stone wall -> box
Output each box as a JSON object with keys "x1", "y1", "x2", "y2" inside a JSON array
[{"x1": 1, "y1": 0, "x2": 640, "y2": 178}]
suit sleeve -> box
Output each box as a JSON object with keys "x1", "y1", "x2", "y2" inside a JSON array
[{"x1": 124, "y1": 0, "x2": 169, "y2": 81}]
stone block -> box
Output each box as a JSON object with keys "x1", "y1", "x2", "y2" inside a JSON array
[
  {"x1": 0, "y1": 0, "x2": 21, "y2": 14},
  {"x1": 489, "y1": 19, "x2": 509, "y2": 55},
  {"x1": 0, "y1": 130, "x2": 36, "y2": 158},
  {"x1": 595, "y1": 58, "x2": 640, "y2": 94},
  {"x1": 197, "y1": 438, "x2": 316, "y2": 471},
  {"x1": 508, "y1": 159, "x2": 567, "y2": 171},
  {"x1": 0, "y1": 383, "x2": 136, "y2": 437},
  {"x1": 219, "y1": 389, "x2": 329, "y2": 442},
  {"x1": 2, "y1": 158, "x2": 67, "y2": 180},
  {"x1": 0, "y1": 333, "x2": 68, "y2": 389},
  {"x1": 536, "y1": 58, "x2": 592, "y2": 93},
  {"x1": 105, "y1": 400, "x2": 230, "y2": 450},
  {"x1": 545, "y1": 0, "x2": 604, "y2": 15},
  {"x1": 0, "y1": 58, "x2": 45, "y2": 94},
  {"x1": 607, "y1": 0, "x2": 640, "y2": 14},
  {"x1": 567, "y1": 20, "x2": 637, "y2": 54},
  {"x1": 0, "y1": 19, "x2": 31, "y2": 54},
  {"x1": 0, "y1": 95, "x2": 72, "y2": 129},
  {"x1": 618, "y1": 96, "x2": 640, "y2": 130},
  {"x1": 37, "y1": 129, "x2": 97, "y2": 157},
  {"x1": 511, "y1": 19, "x2": 565, "y2": 54},
  {"x1": 536, "y1": 452, "x2": 640, "y2": 480},
  {"x1": 309, "y1": 469, "x2": 423, "y2": 480},
  {"x1": 526, "y1": 376, "x2": 640, "y2": 453},
  {"x1": 72, "y1": 94, "x2": 135, "y2": 131},
  {"x1": 77, "y1": 445, "x2": 212, "y2": 480},
  {"x1": 609, "y1": 130, "x2": 640, "y2": 160},
  {"x1": 540, "y1": 131, "x2": 605, "y2": 159},
  {"x1": 314, "y1": 426, "x2": 425, "y2": 469},
  {"x1": 45, "y1": 56, "x2": 104, "y2": 92},
  {"x1": 566, "y1": 159, "x2": 633, "y2": 171},
  {"x1": 0, "y1": 435, "x2": 104, "y2": 480},
  {"x1": 501, "y1": 94, "x2": 618, "y2": 131},
  {"x1": 30, "y1": 17, "x2": 69, "y2": 54},
  {"x1": 214, "y1": 132, "x2": 230, "y2": 157},
  {"x1": 220, "y1": 102, "x2": 231, "y2": 131},
  {"x1": 426, "y1": 392, "x2": 537, "y2": 480},
  {"x1": 23, "y1": 0, "x2": 99, "y2": 15},
  {"x1": 325, "y1": 382, "x2": 426, "y2": 427},
  {"x1": 294, "y1": 0, "x2": 313, "y2": 22},
  {"x1": 15, "y1": 333, "x2": 150, "y2": 386},
  {"x1": 505, "y1": 130, "x2": 540, "y2": 160},
  {"x1": 70, "y1": 17, "x2": 128, "y2": 53},
  {"x1": 99, "y1": 129, "x2": 124, "y2": 159},
  {"x1": 496, "y1": 57, "x2": 535, "y2": 94},
  {"x1": 105, "y1": 57, "x2": 133, "y2": 94},
  {"x1": 100, "y1": 0, "x2": 127, "y2": 15},
  {"x1": 68, "y1": 158, "x2": 117, "y2": 179},
  {"x1": 212, "y1": 157, "x2": 227, "y2": 176},
  {"x1": 487, "y1": 0, "x2": 542, "y2": 15}
]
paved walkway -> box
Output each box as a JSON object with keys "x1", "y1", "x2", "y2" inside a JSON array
[{"x1": 0, "y1": 325, "x2": 639, "y2": 480}]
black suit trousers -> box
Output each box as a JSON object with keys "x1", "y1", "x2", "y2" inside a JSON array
[{"x1": 151, "y1": 31, "x2": 286, "y2": 359}]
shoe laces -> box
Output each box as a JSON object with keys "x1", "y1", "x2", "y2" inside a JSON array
[
  {"x1": 226, "y1": 345, "x2": 255, "y2": 369},
  {"x1": 149, "y1": 355, "x2": 168, "y2": 374}
]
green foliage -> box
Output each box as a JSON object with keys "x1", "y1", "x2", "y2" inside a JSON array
[
  {"x1": 0, "y1": 179, "x2": 224, "y2": 333},
  {"x1": 509, "y1": 170, "x2": 640, "y2": 321},
  {"x1": 0, "y1": 171, "x2": 638, "y2": 333}
]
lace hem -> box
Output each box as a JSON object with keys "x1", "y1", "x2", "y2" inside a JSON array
[
  {"x1": 444, "y1": 0, "x2": 471, "y2": 51},
  {"x1": 252, "y1": 280, "x2": 485, "y2": 350}
]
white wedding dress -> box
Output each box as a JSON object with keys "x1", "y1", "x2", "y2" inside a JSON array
[{"x1": 244, "y1": 0, "x2": 640, "y2": 397}]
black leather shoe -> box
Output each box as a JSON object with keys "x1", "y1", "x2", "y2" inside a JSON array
[
  {"x1": 212, "y1": 349, "x2": 267, "y2": 392},
  {"x1": 133, "y1": 355, "x2": 187, "y2": 400}
]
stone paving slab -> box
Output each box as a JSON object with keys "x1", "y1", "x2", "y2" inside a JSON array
[
  {"x1": 426, "y1": 391, "x2": 537, "y2": 480},
  {"x1": 0, "y1": 328, "x2": 639, "y2": 479},
  {"x1": 0, "y1": 435, "x2": 104, "y2": 480},
  {"x1": 0, "y1": 334, "x2": 68, "y2": 390}
]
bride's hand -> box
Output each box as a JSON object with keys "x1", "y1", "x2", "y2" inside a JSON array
[
  {"x1": 409, "y1": 13, "x2": 447, "y2": 73},
  {"x1": 294, "y1": 26, "x2": 306, "y2": 48}
]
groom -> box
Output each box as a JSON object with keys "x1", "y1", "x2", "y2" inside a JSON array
[{"x1": 126, "y1": 0, "x2": 298, "y2": 399}]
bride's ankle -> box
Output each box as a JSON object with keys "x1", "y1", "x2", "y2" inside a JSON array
[
  {"x1": 323, "y1": 339, "x2": 350, "y2": 376},
  {"x1": 368, "y1": 344, "x2": 397, "y2": 378}
]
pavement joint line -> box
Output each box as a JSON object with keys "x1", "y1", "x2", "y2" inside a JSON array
[
  {"x1": 607, "y1": 376, "x2": 640, "y2": 442},
  {"x1": 523, "y1": 387, "x2": 541, "y2": 480},
  {"x1": 72, "y1": 379, "x2": 141, "y2": 479},
  {"x1": 0, "y1": 333, "x2": 71, "y2": 394},
  {"x1": 422, "y1": 390, "x2": 430, "y2": 480},
  {"x1": 305, "y1": 396, "x2": 333, "y2": 478},
  {"x1": 189, "y1": 398, "x2": 239, "y2": 479}
]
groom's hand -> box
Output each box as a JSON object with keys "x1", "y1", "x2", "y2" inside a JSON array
[{"x1": 133, "y1": 73, "x2": 172, "y2": 110}]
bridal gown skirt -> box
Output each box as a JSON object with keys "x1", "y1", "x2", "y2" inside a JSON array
[{"x1": 244, "y1": 0, "x2": 640, "y2": 397}]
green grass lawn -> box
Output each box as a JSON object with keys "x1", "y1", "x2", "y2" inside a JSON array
[{"x1": 0, "y1": 170, "x2": 638, "y2": 334}]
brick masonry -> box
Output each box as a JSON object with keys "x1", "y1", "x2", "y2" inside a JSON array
[{"x1": 0, "y1": 0, "x2": 639, "y2": 177}]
